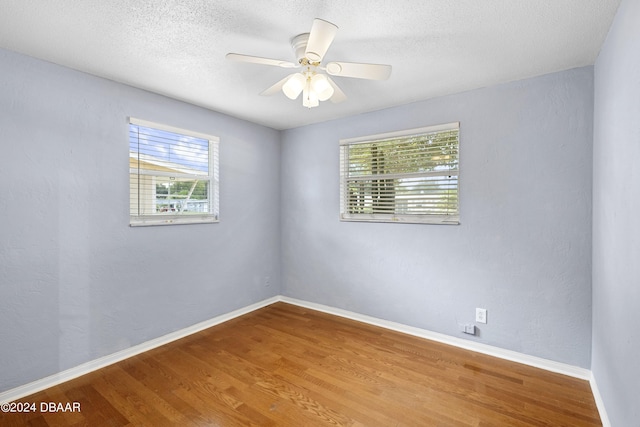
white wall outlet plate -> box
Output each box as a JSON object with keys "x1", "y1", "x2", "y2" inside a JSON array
[{"x1": 476, "y1": 308, "x2": 487, "y2": 324}]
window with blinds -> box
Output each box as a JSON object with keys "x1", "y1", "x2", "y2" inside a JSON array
[
  {"x1": 129, "y1": 118, "x2": 219, "y2": 226},
  {"x1": 340, "y1": 122, "x2": 459, "y2": 224}
]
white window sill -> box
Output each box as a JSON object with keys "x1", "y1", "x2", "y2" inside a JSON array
[
  {"x1": 130, "y1": 215, "x2": 219, "y2": 227},
  {"x1": 340, "y1": 214, "x2": 459, "y2": 225}
]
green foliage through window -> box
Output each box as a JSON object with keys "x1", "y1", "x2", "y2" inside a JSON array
[{"x1": 340, "y1": 123, "x2": 459, "y2": 224}]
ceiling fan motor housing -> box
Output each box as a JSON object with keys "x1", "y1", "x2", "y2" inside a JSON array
[{"x1": 291, "y1": 33, "x2": 311, "y2": 63}]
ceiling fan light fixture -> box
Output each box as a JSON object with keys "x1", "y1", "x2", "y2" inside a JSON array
[
  {"x1": 282, "y1": 73, "x2": 305, "y2": 99},
  {"x1": 227, "y1": 18, "x2": 391, "y2": 109},
  {"x1": 310, "y1": 74, "x2": 334, "y2": 101}
]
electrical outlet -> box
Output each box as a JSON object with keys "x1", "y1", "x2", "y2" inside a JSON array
[{"x1": 476, "y1": 308, "x2": 487, "y2": 324}]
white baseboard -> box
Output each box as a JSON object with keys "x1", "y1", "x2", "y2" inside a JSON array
[
  {"x1": 0, "y1": 296, "x2": 279, "y2": 404},
  {"x1": 589, "y1": 373, "x2": 611, "y2": 427},
  {"x1": 1, "y1": 294, "x2": 605, "y2": 424},
  {"x1": 280, "y1": 296, "x2": 592, "y2": 380}
]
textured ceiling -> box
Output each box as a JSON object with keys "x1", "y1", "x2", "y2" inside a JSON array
[{"x1": 0, "y1": 0, "x2": 621, "y2": 130}]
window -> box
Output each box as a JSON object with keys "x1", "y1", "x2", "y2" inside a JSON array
[
  {"x1": 129, "y1": 118, "x2": 219, "y2": 226},
  {"x1": 340, "y1": 122, "x2": 459, "y2": 224}
]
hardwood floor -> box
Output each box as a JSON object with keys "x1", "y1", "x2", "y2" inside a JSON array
[{"x1": 1, "y1": 302, "x2": 601, "y2": 426}]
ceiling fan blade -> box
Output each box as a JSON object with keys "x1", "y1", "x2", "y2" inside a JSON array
[
  {"x1": 260, "y1": 74, "x2": 295, "y2": 96},
  {"x1": 226, "y1": 53, "x2": 298, "y2": 68},
  {"x1": 325, "y1": 61, "x2": 392, "y2": 80},
  {"x1": 305, "y1": 19, "x2": 338, "y2": 62},
  {"x1": 327, "y1": 77, "x2": 347, "y2": 103}
]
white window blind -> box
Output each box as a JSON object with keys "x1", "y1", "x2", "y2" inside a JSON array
[
  {"x1": 340, "y1": 122, "x2": 459, "y2": 224},
  {"x1": 129, "y1": 118, "x2": 219, "y2": 226}
]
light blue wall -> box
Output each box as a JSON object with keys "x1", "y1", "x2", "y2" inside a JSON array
[
  {"x1": 0, "y1": 48, "x2": 281, "y2": 393},
  {"x1": 592, "y1": 0, "x2": 640, "y2": 424},
  {"x1": 281, "y1": 67, "x2": 594, "y2": 367},
  {"x1": 0, "y1": 43, "x2": 603, "y2": 396}
]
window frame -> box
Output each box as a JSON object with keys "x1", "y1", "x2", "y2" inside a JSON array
[
  {"x1": 339, "y1": 122, "x2": 460, "y2": 225},
  {"x1": 128, "y1": 117, "x2": 220, "y2": 227}
]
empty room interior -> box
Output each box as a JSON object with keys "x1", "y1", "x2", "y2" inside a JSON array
[{"x1": 0, "y1": 1, "x2": 638, "y2": 426}]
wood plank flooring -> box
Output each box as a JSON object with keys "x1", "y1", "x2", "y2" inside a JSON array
[{"x1": 1, "y1": 302, "x2": 602, "y2": 426}]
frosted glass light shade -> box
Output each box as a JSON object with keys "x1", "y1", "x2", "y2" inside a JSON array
[
  {"x1": 310, "y1": 74, "x2": 334, "y2": 101},
  {"x1": 282, "y1": 73, "x2": 305, "y2": 99}
]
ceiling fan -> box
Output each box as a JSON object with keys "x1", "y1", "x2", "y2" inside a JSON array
[{"x1": 226, "y1": 19, "x2": 392, "y2": 108}]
